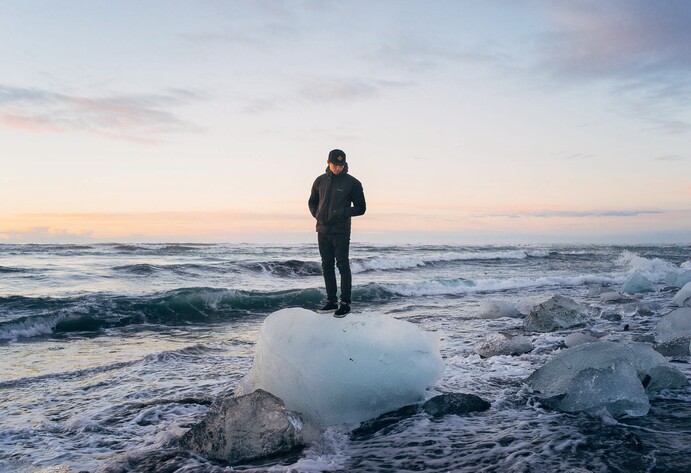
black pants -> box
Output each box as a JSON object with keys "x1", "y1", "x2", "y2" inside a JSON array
[{"x1": 318, "y1": 233, "x2": 351, "y2": 304}]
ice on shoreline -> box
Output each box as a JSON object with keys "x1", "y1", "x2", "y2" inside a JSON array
[
  {"x1": 527, "y1": 341, "x2": 687, "y2": 417},
  {"x1": 236, "y1": 308, "x2": 445, "y2": 426}
]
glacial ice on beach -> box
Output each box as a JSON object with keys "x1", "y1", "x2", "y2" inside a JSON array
[
  {"x1": 474, "y1": 333, "x2": 532, "y2": 358},
  {"x1": 478, "y1": 300, "x2": 520, "y2": 319},
  {"x1": 558, "y1": 360, "x2": 649, "y2": 417},
  {"x1": 236, "y1": 308, "x2": 445, "y2": 426},
  {"x1": 527, "y1": 341, "x2": 687, "y2": 417},
  {"x1": 664, "y1": 270, "x2": 691, "y2": 288},
  {"x1": 523, "y1": 295, "x2": 592, "y2": 332},
  {"x1": 621, "y1": 271, "x2": 654, "y2": 294},
  {"x1": 674, "y1": 270, "x2": 691, "y2": 288},
  {"x1": 655, "y1": 308, "x2": 691, "y2": 343},
  {"x1": 674, "y1": 282, "x2": 691, "y2": 307}
]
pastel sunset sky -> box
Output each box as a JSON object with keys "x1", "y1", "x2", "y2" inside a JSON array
[{"x1": 2, "y1": 1, "x2": 690, "y2": 244}]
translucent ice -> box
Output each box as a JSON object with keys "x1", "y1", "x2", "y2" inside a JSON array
[
  {"x1": 674, "y1": 270, "x2": 691, "y2": 288},
  {"x1": 478, "y1": 300, "x2": 520, "y2": 319},
  {"x1": 621, "y1": 271, "x2": 654, "y2": 294},
  {"x1": 527, "y1": 341, "x2": 687, "y2": 411},
  {"x1": 665, "y1": 269, "x2": 691, "y2": 288},
  {"x1": 673, "y1": 282, "x2": 691, "y2": 307},
  {"x1": 558, "y1": 360, "x2": 649, "y2": 417},
  {"x1": 655, "y1": 308, "x2": 691, "y2": 343},
  {"x1": 474, "y1": 332, "x2": 532, "y2": 357},
  {"x1": 236, "y1": 308, "x2": 445, "y2": 426},
  {"x1": 523, "y1": 295, "x2": 592, "y2": 332},
  {"x1": 600, "y1": 291, "x2": 629, "y2": 303}
]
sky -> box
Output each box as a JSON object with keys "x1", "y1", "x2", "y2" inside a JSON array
[{"x1": 1, "y1": 0, "x2": 690, "y2": 244}]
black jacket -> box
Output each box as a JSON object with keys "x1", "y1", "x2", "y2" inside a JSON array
[{"x1": 308, "y1": 164, "x2": 366, "y2": 234}]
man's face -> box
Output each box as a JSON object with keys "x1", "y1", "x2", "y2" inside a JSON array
[{"x1": 328, "y1": 161, "x2": 345, "y2": 174}]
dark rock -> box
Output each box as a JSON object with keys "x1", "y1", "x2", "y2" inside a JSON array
[
  {"x1": 422, "y1": 393, "x2": 491, "y2": 418},
  {"x1": 351, "y1": 392, "x2": 491, "y2": 440},
  {"x1": 350, "y1": 404, "x2": 422, "y2": 439},
  {"x1": 624, "y1": 432, "x2": 644, "y2": 451},
  {"x1": 180, "y1": 389, "x2": 316, "y2": 465}
]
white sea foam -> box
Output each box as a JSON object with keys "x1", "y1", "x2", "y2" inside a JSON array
[
  {"x1": 350, "y1": 256, "x2": 426, "y2": 273},
  {"x1": 617, "y1": 250, "x2": 677, "y2": 281},
  {"x1": 0, "y1": 316, "x2": 60, "y2": 340},
  {"x1": 350, "y1": 250, "x2": 546, "y2": 273},
  {"x1": 381, "y1": 274, "x2": 621, "y2": 297}
]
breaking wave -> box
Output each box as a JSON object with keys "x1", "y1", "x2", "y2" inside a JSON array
[
  {"x1": 241, "y1": 260, "x2": 323, "y2": 277},
  {"x1": 360, "y1": 273, "x2": 622, "y2": 298},
  {"x1": 0, "y1": 287, "x2": 324, "y2": 340},
  {"x1": 617, "y1": 250, "x2": 679, "y2": 281},
  {"x1": 112, "y1": 263, "x2": 227, "y2": 275},
  {"x1": 350, "y1": 249, "x2": 548, "y2": 273}
]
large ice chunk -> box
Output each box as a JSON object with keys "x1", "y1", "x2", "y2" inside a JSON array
[
  {"x1": 674, "y1": 270, "x2": 691, "y2": 288},
  {"x1": 621, "y1": 271, "x2": 654, "y2": 294},
  {"x1": 673, "y1": 282, "x2": 691, "y2": 307},
  {"x1": 558, "y1": 360, "x2": 649, "y2": 417},
  {"x1": 527, "y1": 341, "x2": 687, "y2": 417},
  {"x1": 478, "y1": 301, "x2": 520, "y2": 319},
  {"x1": 236, "y1": 308, "x2": 445, "y2": 426},
  {"x1": 474, "y1": 332, "x2": 532, "y2": 358},
  {"x1": 655, "y1": 308, "x2": 691, "y2": 343},
  {"x1": 523, "y1": 295, "x2": 592, "y2": 332}
]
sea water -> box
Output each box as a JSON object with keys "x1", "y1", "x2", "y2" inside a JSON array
[{"x1": 0, "y1": 243, "x2": 689, "y2": 472}]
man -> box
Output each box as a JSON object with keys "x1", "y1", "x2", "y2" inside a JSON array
[{"x1": 308, "y1": 149, "x2": 366, "y2": 317}]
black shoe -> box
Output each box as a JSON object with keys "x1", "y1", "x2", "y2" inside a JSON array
[
  {"x1": 319, "y1": 302, "x2": 338, "y2": 312},
  {"x1": 334, "y1": 303, "x2": 350, "y2": 318}
]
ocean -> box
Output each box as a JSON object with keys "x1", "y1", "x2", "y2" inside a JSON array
[{"x1": 1, "y1": 243, "x2": 689, "y2": 472}]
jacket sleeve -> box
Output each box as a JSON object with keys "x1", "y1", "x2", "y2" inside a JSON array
[
  {"x1": 349, "y1": 180, "x2": 366, "y2": 217},
  {"x1": 308, "y1": 178, "x2": 319, "y2": 218}
]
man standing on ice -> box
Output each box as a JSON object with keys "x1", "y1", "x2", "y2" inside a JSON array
[{"x1": 308, "y1": 149, "x2": 366, "y2": 317}]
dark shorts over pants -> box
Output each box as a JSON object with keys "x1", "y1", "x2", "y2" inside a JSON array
[{"x1": 317, "y1": 233, "x2": 351, "y2": 304}]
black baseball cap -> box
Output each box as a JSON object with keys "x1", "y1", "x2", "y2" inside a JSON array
[{"x1": 328, "y1": 149, "x2": 346, "y2": 166}]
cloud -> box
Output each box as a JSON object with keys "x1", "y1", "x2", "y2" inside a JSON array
[
  {"x1": 482, "y1": 209, "x2": 667, "y2": 219},
  {"x1": 654, "y1": 154, "x2": 688, "y2": 162},
  {"x1": 563, "y1": 153, "x2": 596, "y2": 160},
  {"x1": 538, "y1": 0, "x2": 691, "y2": 132},
  {"x1": 239, "y1": 77, "x2": 411, "y2": 113},
  {"x1": 365, "y1": 34, "x2": 514, "y2": 73},
  {"x1": 0, "y1": 85, "x2": 203, "y2": 141},
  {"x1": 178, "y1": 0, "x2": 302, "y2": 50},
  {"x1": 0, "y1": 227, "x2": 94, "y2": 243},
  {"x1": 540, "y1": 1, "x2": 691, "y2": 78},
  {"x1": 298, "y1": 79, "x2": 403, "y2": 103}
]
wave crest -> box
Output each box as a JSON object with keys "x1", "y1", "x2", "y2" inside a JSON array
[{"x1": 0, "y1": 287, "x2": 324, "y2": 340}]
